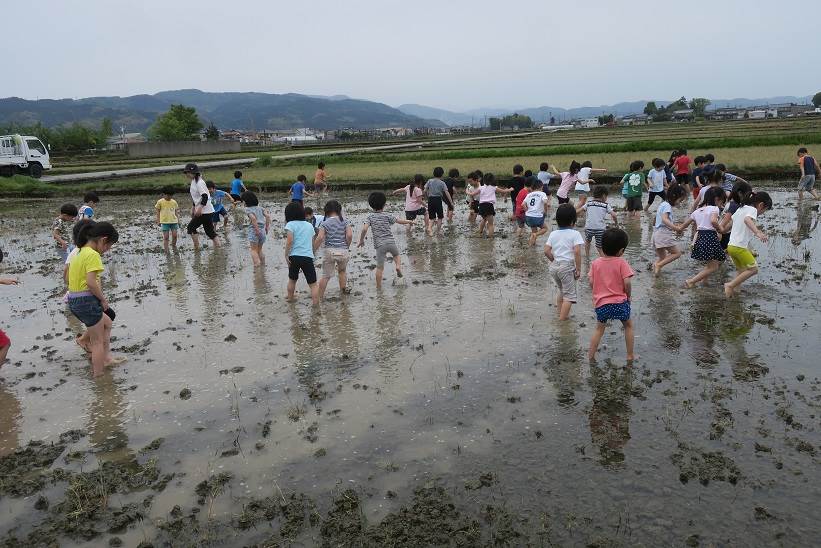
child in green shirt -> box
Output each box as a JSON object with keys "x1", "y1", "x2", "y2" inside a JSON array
[{"x1": 621, "y1": 160, "x2": 646, "y2": 218}]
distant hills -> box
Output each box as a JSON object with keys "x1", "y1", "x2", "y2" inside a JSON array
[
  {"x1": 398, "y1": 96, "x2": 815, "y2": 125},
  {"x1": 0, "y1": 89, "x2": 444, "y2": 131}
]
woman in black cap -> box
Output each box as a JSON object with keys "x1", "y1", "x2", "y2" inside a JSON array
[{"x1": 184, "y1": 163, "x2": 221, "y2": 250}]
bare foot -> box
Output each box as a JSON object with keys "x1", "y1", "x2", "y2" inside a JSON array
[
  {"x1": 724, "y1": 283, "x2": 735, "y2": 298},
  {"x1": 105, "y1": 356, "x2": 127, "y2": 367},
  {"x1": 626, "y1": 354, "x2": 638, "y2": 363},
  {"x1": 396, "y1": 269, "x2": 403, "y2": 278},
  {"x1": 683, "y1": 280, "x2": 695, "y2": 289},
  {"x1": 653, "y1": 262, "x2": 661, "y2": 276},
  {"x1": 75, "y1": 336, "x2": 91, "y2": 353}
]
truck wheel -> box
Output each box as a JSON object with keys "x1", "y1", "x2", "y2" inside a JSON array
[{"x1": 29, "y1": 163, "x2": 43, "y2": 178}]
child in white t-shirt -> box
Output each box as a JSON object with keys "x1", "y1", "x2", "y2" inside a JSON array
[
  {"x1": 724, "y1": 192, "x2": 772, "y2": 297},
  {"x1": 575, "y1": 160, "x2": 607, "y2": 207},
  {"x1": 544, "y1": 204, "x2": 585, "y2": 320},
  {"x1": 522, "y1": 178, "x2": 549, "y2": 246}
]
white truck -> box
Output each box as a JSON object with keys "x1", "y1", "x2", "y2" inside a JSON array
[{"x1": 0, "y1": 134, "x2": 52, "y2": 178}]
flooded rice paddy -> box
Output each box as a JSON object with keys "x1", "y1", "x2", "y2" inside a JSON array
[{"x1": 0, "y1": 189, "x2": 819, "y2": 547}]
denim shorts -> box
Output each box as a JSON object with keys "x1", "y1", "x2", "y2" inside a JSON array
[
  {"x1": 248, "y1": 228, "x2": 267, "y2": 245},
  {"x1": 161, "y1": 223, "x2": 179, "y2": 232},
  {"x1": 68, "y1": 295, "x2": 104, "y2": 327},
  {"x1": 525, "y1": 215, "x2": 545, "y2": 228}
]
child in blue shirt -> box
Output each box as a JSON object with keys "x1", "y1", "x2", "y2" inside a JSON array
[
  {"x1": 78, "y1": 191, "x2": 99, "y2": 220},
  {"x1": 289, "y1": 174, "x2": 312, "y2": 203},
  {"x1": 206, "y1": 181, "x2": 235, "y2": 231},
  {"x1": 230, "y1": 170, "x2": 247, "y2": 201},
  {"x1": 284, "y1": 201, "x2": 319, "y2": 305}
]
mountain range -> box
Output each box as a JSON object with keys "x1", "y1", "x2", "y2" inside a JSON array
[
  {"x1": 398, "y1": 96, "x2": 815, "y2": 126},
  {"x1": 0, "y1": 89, "x2": 444, "y2": 132},
  {"x1": 0, "y1": 90, "x2": 814, "y2": 132}
]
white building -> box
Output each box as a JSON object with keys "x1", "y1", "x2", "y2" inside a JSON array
[{"x1": 579, "y1": 118, "x2": 599, "y2": 128}]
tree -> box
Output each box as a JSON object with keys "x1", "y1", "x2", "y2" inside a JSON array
[
  {"x1": 689, "y1": 98, "x2": 711, "y2": 117},
  {"x1": 96, "y1": 118, "x2": 113, "y2": 147},
  {"x1": 204, "y1": 122, "x2": 220, "y2": 141},
  {"x1": 643, "y1": 102, "x2": 658, "y2": 116},
  {"x1": 488, "y1": 117, "x2": 502, "y2": 130},
  {"x1": 549, "y1": 116, "x2": 556, "y2": 125},
  {"x1": 597, "y1": 113, "x2": 615, "y2": 126},
  {"x1": 148, "y1": 104, "x2": 203, "y2": 141},
  {"x1": 813, "y1": 92, "x2": 821, "y2": 108}
]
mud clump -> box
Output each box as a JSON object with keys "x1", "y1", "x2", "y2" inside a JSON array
[
  {"x1": 195, "y1": 472, "x2": 232, "y2": 505},
  {"x1": 320, "y1": 489, "x2": 364, "y2": 546},
  {"x1": 0, "y1": 440, "x2": 68, "y2": 497},
  {"x1": 671, "y1": 443, "x2": 741, "y2": 485},
  {"x1": 179, "y1": 388, "x2": 192, "y2": 400},
  {"x1": 235, "y1": 493, "x2": 318, "y2": 541}
]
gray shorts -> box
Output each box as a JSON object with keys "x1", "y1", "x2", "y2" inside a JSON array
[
  {"x1": 375, "y1": 243, "x2": 399, "y2": 268},
  {"x1": 549, "y1": 261, "x2": 578, "y2": 303},
  {"x1": 799, "y1": 174, "x2": 816, "y2": 191}
]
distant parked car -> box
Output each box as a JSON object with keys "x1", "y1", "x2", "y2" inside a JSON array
[{"x1": 0, "y1": 134, "x2": 52, "y2": 178}]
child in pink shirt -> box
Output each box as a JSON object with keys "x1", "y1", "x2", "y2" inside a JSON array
[
  {"x1": 588, "y1": 227, "x2": 635, "y2": 362},
  {"x1": 556, "y1": 161, "x2": 582, "y2": 204}
]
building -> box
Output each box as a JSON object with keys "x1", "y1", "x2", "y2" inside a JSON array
[
  {"x1": 106, "y1": 133, "x2": 145, "y2": 151},
  {"x1": 618, "y1": 114, "x2": 651, "y2": 126},
  {"x1": 579, "y1": 118, "x2": 599, "y2": 128},
  {"x1": 707, "y1": 108, "x2": 745, "y2": 121},
  {"x1": 672, "y1": 109, "x2": 695, "y2": 122}
]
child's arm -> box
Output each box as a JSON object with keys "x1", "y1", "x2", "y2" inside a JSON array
[
  {"x1": 313, "y1": 228, "x2": 325, "y2": 252},
  {"x1": 284, "y1": 230, "x2": 294, "y2": 262},
  {"x1": 345, "y1": 225, "x2": 353, "y2": 248},
  {"x1": 623, "y1": 277, "x2": 632, "y2": 302},
  {"x1": 718, "y1": 211, "x2": 733, "y2": 233},
  {"x1": 799, "y1": 158, "x2": 806, "y2": 177},
  {"x1": 155, "y1": 206, "x2": 161, "y2": 225},
  {"x1": 86, "y1": 272, "x2": 108, "y2": 310},
  {"x1": 662, "y1": 211, "x2": 678, "y2": 230},
  {"x1": 575, "y1": 203, "x2": 586, "y2": 214},
  {"x1": 591, "y1": 168, "x2": 607, "y2": 173},
  {"x1": 498, "y1": 187, "x2": 514, "y2": 194},
  {"x1": 710, "y1": 211, "x2": 722, "y2": 232},
  {"x1": 395, "y1": 218, "x2": 414, "y2": 225},
  {"x1": 745, "y1": 216, "x2": 768, "y2": 243},
  {"x1": 391, "y1": 186, "x2": 407, "y2": 196},
  {"x1": 0, "y1": 278, "x2": 19, "y2": 285},
  {"x1": 675, "y1": 217, "x2": 694, "y2": 232},
  {"x1": 357, "y1": 223, "x2": 370, "y2": 247},
  {"x1": 226, "y1": 194, "x2": 236, "y2": 206},
  {"x1": 443, "y1": 189, "x2": 453, "y2": 206},
  {"x1": 573, "y1": 244, "x2": 582, "y2": 279},
  {"x1": 609, "y1": 211, "x2": 619, "y2": 226},
  {"x1": 543, "y1": 244, "x2": 555, "y2": 262}
]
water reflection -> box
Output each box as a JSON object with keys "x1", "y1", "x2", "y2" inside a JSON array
[
  {"x1": 648, "y1": 277, "x2": 682, "y2": 351},
  {"x1": 191, "y1": 249, "x2": 229, "y2": 328},
  {"x1": 288, "y1": 305, "x2": 323, "y2": 388},
  {"x1": 0, "y1": 382, "x2": 21, "y2": 457},
  {"x1": 87, "y1": 374, "x2": 133, "y2": 462},
  {"x1": 588, "y1": 361, "x2": 633, "y2": 467},
  {"x1": 373, "y1": 290, "x2": 404, "y2": 377},
  {"x1": 543, "y1": 322, "x2": 583, "y2": 407},
  {"x1": 163, "y1": 250, "x2": 189, "y2": 314},
  {"x1": 718, "y1": 299, "x2": 768, "y2": 381},
  {"x1": 792, "y1": 203, "x2": 819, "y2": 245}
]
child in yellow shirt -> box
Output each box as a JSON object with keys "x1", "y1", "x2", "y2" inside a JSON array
[{"x1": 155, "y1": 187, "x2": 180, "y2": 251}]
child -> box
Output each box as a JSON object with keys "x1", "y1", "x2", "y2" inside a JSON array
[
  {"x1": 444, "y1": 168, "x2": 459, "y2": 221},
  {"x1": 314, "y1": 162, "x2": 329, "y2": 195},
  {"x1": 644, "y1": 158, "x2": 668, "y2": 212},
  {"x1": 242, "y1": 191, "x2": 271, "y2": 267},
  {"x1": 544, "y1": 204, "x2": 584, "y2": 320},
  {"x1": 513, "y1": 180, "x2": 530, "y2": 238},
  {"x1": 797, "y1": 147, "x2": 821, "y2": 201},
  {"x1": 509, "y1": 164, "x2": 527, "y2": 219},
  {"x1": 724, "y1": 192, "x2": 772, "y2": 297},
  {"x1": 692, "y1": 169, "x2": 724, "y2": 211},
  {"x1": 305, "y1": 207, "x2": 325, "y2": 231},
  {"x1": 473, "y1": 173, "x2": 514, "y2": 237},
  {"x1": 52, "y1": 203, "x2": 78, "y2": 261},
  {"x1": 578, "y1": 186, "x2": 618, "y2": 257},
  {"x1": 357, "y1": 192, "x2": 414, "y2": 288},
  {"x1": 587, "y1": 228, "x2": 635, "y2": 362},
  {"x1": 536, "y1": 162, "x2": 560, "y2": 208},
  {"x1": 465, "y1": 171, "x2": 481, "y2": 224},
  {"x1": 673, "y1": 148, "x2": 691, "y2": 191},
  {"x1": 680, "y1": 187, "x2": 727, "y2": 288},
  {"x1": 230, "y1": 170, "x2": 247, "y2": 201},
  {"x1": 207, "y1": 181, "x2": 235, "y2": 231},
  {"x1": 651, "y1": 184, "x2": 687, "y2": 275},
  {"x1": 78, "y1": 192, "x2": 99, "y2": 220},
  {"x1": 289, "y1": 174, "x2": 312, "y2": 204},
  {"x1": 691, "y1": 156, "x2": 706, "y2": 200},
  {"x1": 575, "y1": 160, "x2": 606, "y2": 207},
  {"x1": 66, "y1": 222, "x2": 124, "y2": 376},
  {"x1": 523, "y1": 177, "x2": 550, "y2": 245},
  {"x1": 0, "y1": 277, "x2": 19, "y2": 368},
  {"x1": 284, "y1": 201, "x2": 319, "y2": 304},
  {"x1": 393, "y1": 174, "x2": 430, "y2": 233},
  {"x1": 424, "y1": 167, "x2": 452, "y2": 235},
  {"x1": 621, "y1": 161, "x2": 646, "y2": 218},
  {"x1": 556, "y1": 161, "x2": 582, "y2": 204},
  {"x1": 64, "y1": 220, "x2": 93, "y2": 351},
  {"x1": 155, "y1": 187, "x2": 180, "y2": 251},
  {"x1": 719, "y1": 180, "x2": 753, "y2": 250},
  {"x1": 313, "y1": 200, "x2": 353, "y2": 299},
  {"x1": 715, "y1": 163, "x2": 750, "y2": 195}
]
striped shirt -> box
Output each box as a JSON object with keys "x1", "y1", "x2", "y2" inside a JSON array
[
  {"x1": 319, "y1": 216, "x2": 350, "y2": 249},
  {"x1": 366, "y1": 212, "x2": 396, "y2": 248}
]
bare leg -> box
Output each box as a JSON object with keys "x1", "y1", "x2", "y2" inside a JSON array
[
  {"x1": 623, "y1": 319, "x2": 635, "y2": 361},
  {"x1": 725, "y1": 267, "x2": 758, "y2": 297},
  {"x1": 286, "y1": 279, "x2": 297, "y2": 301},
  {"x1": 171, "y1": 230, "x2": 178, "y2": 247},
  {"x1": 309, "y1": 282, "x2": 319, "y2": 306},
  {"x1": 685, "y1": 260, "x2": 720, "y2": 287},
  {"x1": 394, "y1": 255, "x2": 403, "y2": 278},
  {"x1": 375, "y1": 266, "x2": 384, "y2": 289},
  {"x1": 87, "y1": 319, "x2": 107, "y2": 377},
  {"x1": 588, "y1": 323, "x2": 606, "y2": 362},
  {"x1": 318, "y1": 277, "x2": 330, "y2": 300},
  {"x1": 478, "y1": 218, "x2": 487, "y2": 236},
  {"x1": 559, "y1": 300, "x2": 573, "y2": 321},
  {"x1": 250, "y1": 244, "x2": 261, "y2": 267},
  {"x1": 338, "y1": 270, "x2": 348, "y2": 292},
  {"x1": 655, "y1": 246, "x2": 682, "y2": 274},
  {"x1": 191, "y1": 233, "x2": 200, "y2": 250},
  {"x1": 487, "y1": 217, "x2": 495, "y2": 237},
  {"x1": 0, "y1": 343, "x2": 9, "y2": 368},
  {"x1": 212, "y1": 236, "x2": 222, "y2": 248},
  {"x1": 162, "y1": 231, "x2": 169, "y2": 252}
]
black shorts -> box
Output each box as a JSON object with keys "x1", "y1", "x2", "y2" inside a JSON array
[
  {"x1": 647, "y1": 191, "x2": 666, "y2": 205},
  {"x1": 405, "y1": 207, "x2": 427, "y2": 221},
  {"x1": 470, "y1": 200, "x2": 479, "y2": 213},
  {"x1": 428, "y1": 197, "x2": 444, "y2": 219},
  {"x1": 230, "y1": 193, "x2": 242, "y2": 201},
  {"x1": 478, "y1": 202, "x2": 495, "y2": 217},
  {"x1": 625, "y1": 196, "x2": 643, "y2": 211},
  {"x1": 557, "y1": 196, "x2": 570, "y2": 205},
  {"x1": 288, "y1": 256, "x2": 317, "y2": 284},
  {"x1": 187, "y1": 214, "x2": 218, "y2": 239},
  {"x1": 677, "y1": 174, "x2": 690, "y2": 185}
]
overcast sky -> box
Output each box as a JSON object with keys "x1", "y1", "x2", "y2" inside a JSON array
[{"x1": 7, "y1": 0, "x2": 820, "y2": 111}]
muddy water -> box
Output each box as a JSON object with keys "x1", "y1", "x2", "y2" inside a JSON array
[{"x1": 0, "y1": 189, "x2": 819, "y2": 546}]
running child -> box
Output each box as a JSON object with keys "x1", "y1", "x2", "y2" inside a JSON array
[
  {"x1": 644, "y1": 158, "x2": 668, "y2": 212},
  {"x1": 66, "y1": 222, "x2": 124, "y2": 376},
  {"x1": 313, "y1": 200, "x2": 353, "y2": 299},
  {"x1": 52, "y1": 203, "x2": 78, "y2": 261},
  {"x1": 544, "y1": 204, "x2": 584, "y2": 320},
  {"x1": 357, "y1": 192, "x2": 415, "y2": 289},
  {"x1": 691, "y1": 156, "x2": 706, "y2": 199},
  {"x1": 576, "y1": 160, "x2": 606, "y2": 207},
  {"x1": 393, "y1": 174, "x2": 430, "y2": 233},
  {"x1": 556, "y1": 161, "x2": 582, "y2": 204},
  {"x1": 673, "y1": 149, "x2": 691, "y2": 191},
  {"x1": 0, "y1": 277, "x2": 19, "y2": 368},
  {"x1": 284, "y1": 201, "x2": 319, "y2": 304},
  {"x1": 78, "y1": 192, "x2": 99, "y2": 220},
  {"x1": 155, "y1": 187, "x2": 180, "y2": 251},
  {"x1": 621, "y1": 161, "x2": 646, "y2": 218},
  {"x1": 578, "y1": 186, "x2": 618, "y2": 257},
  {"x1": 424, "y1": 167, "x2": 452, "y2": 235},
  {"x1": 207, "y1": 181, "x2": 235, "y2": 231},
  {"x1": 305, "y1": 207, "x2": 324, "y2": 231},
  {"x1": 587, "y1": 228, "x2": 635, "y2": 362},
  {"x1": 444, "y1": 168, "x2": 459, "y2": 221},
  {"x1": 513, "y1": 180, "x2": 530, "y2": 238},
  {"x1": 230, "y1": 171, "x2": 247, "y2": 201},
  {"x1": 242, "y1": 191, "x2": 271, "y2": 267},
  {"x1": 523, "y1": 177, "x2": 550, "y2": 245},
  {"x1": 289, "y1": 175, "x2": 312, "y2": 204},
  {"x1": 719, "y1": 180, "x2": 753, "y2": 250},
  {"x1": 537, "y1": 162, "x2": 560, "y2": 208},
  {"x1": 184, "y1": 163, "x2": 221, "y2": 250},
  {"x1": 465, "y1": 171, "x2": 481, "y2": 224},
  {"x1": 797, "y1": 147, "x2": 821, "y2": 201},
  {"x1": 474, "y1": 173, "x2": 514, "y2": 238},
  {"x1": 314, "y1": 162, "x2": 329, "y2": 195},
  {"x1": 724, "y1": 192, "x2": 772, "y2": 298},
  {"x1": 651, "y1": 184, "x2": 687, "y2": 275},
  {"x1": 509, "y1": 164, "x2": 527, "y2": 219},
  {"x1": 680, "y1": 187, "x2": 727, "y2": 288}
]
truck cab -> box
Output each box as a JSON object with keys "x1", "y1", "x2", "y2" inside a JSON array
[{"x1": 0, "y1": 134, "x2": 52, "y2": 178}]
